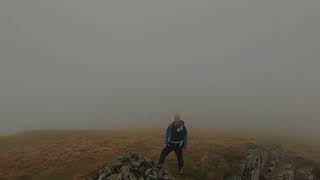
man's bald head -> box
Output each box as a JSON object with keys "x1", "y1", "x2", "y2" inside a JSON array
[{"x1": 174, "y1": 114, "x2": 182, "y2": 123}]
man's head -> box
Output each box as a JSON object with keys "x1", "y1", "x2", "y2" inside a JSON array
[{"x1": 173, "y1": 114, "x2": 182, "y2": 123}]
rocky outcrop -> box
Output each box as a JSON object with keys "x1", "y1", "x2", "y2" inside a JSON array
[
  {"x1": 270, "y1": 164, "x2": 318, "y2": 180},
  {"x1": 296, "y1": 167, "x2": 317, "y2": 180},
  {"x1": 238, "y1": 145, "x2": 282, "y2": 180},
  {"x1": 223, "y1": 144, "x2": 319, "y2": 180},
  {"x1": 88, "y1": 153, "x2": 175, "y2": 180}
]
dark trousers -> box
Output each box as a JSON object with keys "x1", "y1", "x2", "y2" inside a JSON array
[{"x1": 159, "y1": 143, "x2": 184, "y2": 168}]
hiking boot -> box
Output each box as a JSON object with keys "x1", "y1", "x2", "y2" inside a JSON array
[{"x1": 179, "y1": 167, "x2": 184, "y2": 175}]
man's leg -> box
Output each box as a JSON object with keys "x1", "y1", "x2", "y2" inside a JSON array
[
  {"x1": 158, "y1": 144, "x2": 174, "y2": 165},
  {"x1": 174, "y1": 145, "x2": 184, "y2": 172}
]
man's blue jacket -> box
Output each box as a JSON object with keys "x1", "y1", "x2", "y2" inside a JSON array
[{"x1": 165, "y1": 120, "x2": 188, "y2": 149}]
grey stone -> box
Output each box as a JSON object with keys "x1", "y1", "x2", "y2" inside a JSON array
[
  {"x1": 98, "y1": 166, "x2": 112, "y2": 176},
  {"x1": 145, "y1": 168, "x2": 152, "y2": 176},
  {"x1": 97, "y1": 173, "x2": 107, "y2": 180},
  {"x1": 131, "y1": 161, "x2": 141, "y2": 168},
  {"x1": 147, "y1": 174, "x2": 157, "y2": 180},
  {"x1": 162, "y1": 175, "x2": 175, "y2": 180},
  {"x1": 129, "y1": 173, "x2": 138, "y2": 180},
  {"x1": 139, "y1": 166, "x2": 146, "y2": 174},
  {"x1": 108, "y1": 174, "x2": 121, "y2": 180},
  {"x1": 121, "y1": 165, "x2": 131, "y2": 174}
]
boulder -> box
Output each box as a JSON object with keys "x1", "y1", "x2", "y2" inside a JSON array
[{"x1": 89, "y1": 153, "x2": 175, "y2": 180}]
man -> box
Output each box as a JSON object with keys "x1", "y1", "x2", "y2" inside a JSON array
[{"x1": 158, "y1": 114, "x2": 188, "y2": 175}]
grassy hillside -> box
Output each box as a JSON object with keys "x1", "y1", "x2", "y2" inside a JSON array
[{"x1": 0, "y1": 129, "x2": 319, "y2": 180}]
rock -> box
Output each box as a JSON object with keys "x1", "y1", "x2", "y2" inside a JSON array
[
  {"x1": 98, "y1": 166, "x2": 112, "y2": 176},
  {"x1": 97, "y1": 173, "x2": 107, "y2": 180},
  {"x1": 139, "y1": 166, "x2": 146, "y2": 174},
  {"x1": 162, "y1": 175, "x2": 175, "y2": 180},
  {"x1": 121, "y1": 166, "x2": 131, "y2": 179},
  {"x1": 110, "y1": 161, "x2": 123, "y2": 173},
  {"x1": 108, "y1": 174, "x2": 121, "y2": 180},
  {"x1": 89, "y1": 153, "x2": 175, "y2": 180}
]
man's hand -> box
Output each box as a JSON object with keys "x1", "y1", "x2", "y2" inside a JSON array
[{"x1": 181, "y1": 142, "x2": 187, "y2": 150}]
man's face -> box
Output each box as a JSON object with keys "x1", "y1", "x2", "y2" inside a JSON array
[{"x1": 174, "y1": 114, "x2": 180, "y2": 123}]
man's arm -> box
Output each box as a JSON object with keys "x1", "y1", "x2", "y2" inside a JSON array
[
  {"x1": 183, "y1": 124, "x2": 188, "y2": 149},
  {"x1": 165, "y1": 124, "x2": 171, "y2": 145}
]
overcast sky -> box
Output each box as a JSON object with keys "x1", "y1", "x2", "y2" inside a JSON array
[{"x1": 0, "y1": 0, "x2": 319, "y2": 135}]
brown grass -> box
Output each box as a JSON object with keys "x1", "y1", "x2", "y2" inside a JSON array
[{"x1": 0, "y1": 128, "x2": 319, "y2": 180}]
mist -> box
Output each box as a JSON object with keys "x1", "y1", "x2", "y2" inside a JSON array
[{"x1": 0, "y1": 0, "x2": 319, "y2": 135}]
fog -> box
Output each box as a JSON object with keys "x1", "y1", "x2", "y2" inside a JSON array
[{"x1": 0, "y1": 0, "x2": 319, "y2": 135}]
